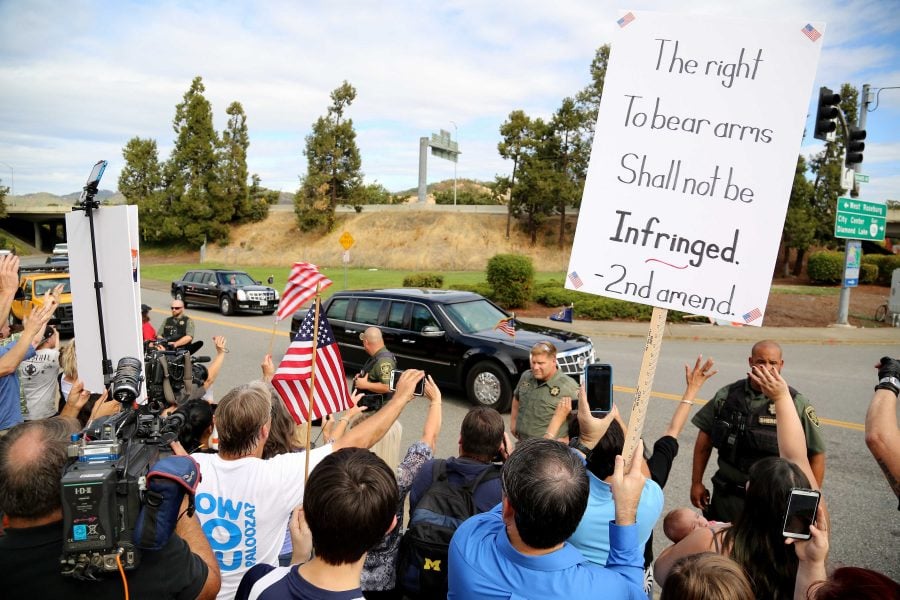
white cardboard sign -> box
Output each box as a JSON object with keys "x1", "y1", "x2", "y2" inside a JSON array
[
  {"x1": 66, "y1": 205, "x2": 145, "y2": 400},
  {"x1": 567, "y1": 11, "x2": 825, "y2": 326}
]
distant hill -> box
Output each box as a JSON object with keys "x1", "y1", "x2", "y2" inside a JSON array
[{"x1": 8, "y1": 189, "x2": 123, "y2": 205}]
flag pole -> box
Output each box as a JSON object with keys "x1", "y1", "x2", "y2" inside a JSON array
[{"x1": 304, "y1": 282, "x2": 322, "y2": 482}]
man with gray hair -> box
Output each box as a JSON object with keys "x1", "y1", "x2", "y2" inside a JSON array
[
  {"x1": 193, "y1": 370, "x2": 426, "y2": 599},
  {"x1": 447, "y1": 437, "x2": 647, "y2": 599}
]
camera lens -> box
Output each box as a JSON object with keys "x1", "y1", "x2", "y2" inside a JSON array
[{"x1": 112, "y1": 357, "x2": 144, "y2": 403}]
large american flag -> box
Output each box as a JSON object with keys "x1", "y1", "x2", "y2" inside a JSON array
[
  {"x1": 275, "y1": 262, "x2": 333, "y2": 321},
  {"x1": 272, "y1": 305, "x2": 351, "y2": 424}
]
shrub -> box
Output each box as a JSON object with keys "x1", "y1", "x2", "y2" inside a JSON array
[
  {"x1": 860, "y1": 263, "x2": 879, "y2": 284},
  {"x1": 806, "y1": 251, "x2": 844, "y2": 284},
  {"x1": 531, "y1": 279, "x2": 688, "y2": 322},
  {"x1": 875, "y1": 255, "x2": 900, "y2": 286},
  {"x1": 453, "y1": 282, "x2": 494, "y2": 299},
  {"x1": 486, "y1": 254, "x2": 534, "y2": 308},
  {"x1": 402, "y1": 273, "x2": 444, "y2": 288}
]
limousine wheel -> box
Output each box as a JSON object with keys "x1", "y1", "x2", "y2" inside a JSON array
[{"x1": 466, "y1": 361, "x2": 511, "y2": 413}]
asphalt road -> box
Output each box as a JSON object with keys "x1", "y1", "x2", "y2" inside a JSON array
[{"x1": 140, "y1": 287, "x2": 900, "y2": 581}]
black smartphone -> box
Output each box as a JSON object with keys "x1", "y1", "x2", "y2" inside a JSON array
[
  {"x1": 389, "y1": 369, "x2": 425, "y2": 396},
  {"x1": 584, "y1": 364, "x2": 613, "y2": 416},
  {"x1": 782, "y1": 488, "x2": 821, "y2": 540}
]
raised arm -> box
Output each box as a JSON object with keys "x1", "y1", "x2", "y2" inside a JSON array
[
  {"x1": 665, "y1": 356, "x2": 717, "y2": 439},
  {"x1": 748, "y1": 365, "x2": 816, "y2": 488},
  {"x1": 334, "y1": 369, "x2": 422, "y2": 451},
  {"x1": 865, "y1": 357, "x2": 900, "y2": 500},
  {"x1": 202, "y1": 335, "x2": 228, "y2": 388},
  {"x1": 0, "y1": 254, "x2": 20, "y2": 325},
  {"x1": 0, "y1": 291, "x2": 56, "y2": 376},
  {"x1": 174, "y1": 499, "x2": 221, "y2": 600},
  {"x1": 420, "y1": 375, "x2": 443, "y2": 450},
  {"x1": 544, "y1": 396, "x2": 572, "y2": 439}
]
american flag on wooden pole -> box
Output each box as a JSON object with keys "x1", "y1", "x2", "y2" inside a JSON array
[
  {"x1": 272, "y1": 300, "x2": 351, "y2": 426},
  {"x1": 494, "y1": 314, "x2": 516, "y2": 338},
  {"x1": 275, "y1": 262, "x2": 333, "y2": 322}
]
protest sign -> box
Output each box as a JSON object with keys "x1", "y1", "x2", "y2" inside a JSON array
[{"x1": 567, "y1": 11, "x2": 825, "y2": 326}]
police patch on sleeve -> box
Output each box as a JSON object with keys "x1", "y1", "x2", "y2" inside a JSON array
[
  {"x1": 550, "y1": 386, "x2": 560, "y2": 397},
  {"x1": 380, "y1": 363, "x2": 392, "y2": 376},
  {"x1": 805, "y1": 405, "x2": 820, "y2": 427}
]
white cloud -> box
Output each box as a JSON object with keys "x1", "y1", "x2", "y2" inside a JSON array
[{"x1": 0, "y1": 0, "x2": 898, "y2": 196}]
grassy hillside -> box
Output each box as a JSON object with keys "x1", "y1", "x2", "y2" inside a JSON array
[{"x1": 203, "y1": 208, "x2": 576, "y2": 272}]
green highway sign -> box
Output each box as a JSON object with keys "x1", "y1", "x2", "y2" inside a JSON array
[
  {"x1": 834, "y1": 197, "x2": 886, "y2": 241},
  {"x1": 854, "y1": 173, "x2": 869, "y2": 183}
]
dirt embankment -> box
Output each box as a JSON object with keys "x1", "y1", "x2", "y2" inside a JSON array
[{"x1": 191, "y1": 208, "x2": 891, "y2": 328}]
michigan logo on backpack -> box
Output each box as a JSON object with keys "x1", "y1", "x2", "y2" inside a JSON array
[{"x1": 397, "y1": 459, "x2": 500, "y2": 598}]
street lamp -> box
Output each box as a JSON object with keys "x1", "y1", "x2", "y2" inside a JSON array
[
  {"x1": 450, "y1": 121, "x2": 458, "y2": 206},
  {"x1": 0, "y1": 162, "x2": 13, "y2": 198}
]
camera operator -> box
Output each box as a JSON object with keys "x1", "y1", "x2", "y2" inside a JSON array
[
  {"x1": 0, "y1": 417, "x2": 221, "y2": 599},
  {"x1": 866, "y1": 357, "x2": 900, "y2": 508},
  {"x1": 156, "y1": 300, "x2": 194, "y2": 349}
]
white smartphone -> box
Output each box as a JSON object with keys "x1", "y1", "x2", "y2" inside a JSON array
[{"x1": 782, "y1": 488, "x2": 821, "y2": 540}]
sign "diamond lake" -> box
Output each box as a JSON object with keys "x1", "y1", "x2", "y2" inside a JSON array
[{"x1": 834, "y1": 197, "x2": 886, "y2": 242}]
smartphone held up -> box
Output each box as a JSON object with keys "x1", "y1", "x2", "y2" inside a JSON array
[
  {"x1": 583, "y1": 364, "x2": 614, "y2": 417},
  {"x1": 389, "y1": 369, "x2": 426, "y2": 396},
  {"x1": 782, "y1": 488, "x2": 821, "y2": 540}
]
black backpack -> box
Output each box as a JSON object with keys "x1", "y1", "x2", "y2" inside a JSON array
[{"x1": 397, "y1": 459, "x2": 501, "y2": 599}]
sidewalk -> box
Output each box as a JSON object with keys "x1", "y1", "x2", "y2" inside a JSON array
[{"x1": 519, "y1": 317, "x2": 900, "y2": 345}]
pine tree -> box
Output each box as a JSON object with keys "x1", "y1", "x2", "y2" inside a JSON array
[
  {"x1": 163, "y1": 76, "x2": 228, "y2": 245},
  {"x1": 221, "y1": 101, "x2": 253, "y2": 222},
  {"x1": 295, "y1": 81, "x2": 363, "y2": 232}
]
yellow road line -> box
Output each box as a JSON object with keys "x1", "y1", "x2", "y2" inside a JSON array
[
  {"x1": 151, "y1": 309, "x2": 290, "y2": 336},
  {"x1": 613, "y1": 385, "x2": 864, "y2": 432}
]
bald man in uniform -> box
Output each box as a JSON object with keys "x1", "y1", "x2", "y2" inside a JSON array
[{"x1": 354, "y1": 327, "x2": 397, "y2": 395}]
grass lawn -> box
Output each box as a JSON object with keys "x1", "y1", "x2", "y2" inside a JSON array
[{"x1": 141, "y1": 263, "x2": 566, "y2": 298}]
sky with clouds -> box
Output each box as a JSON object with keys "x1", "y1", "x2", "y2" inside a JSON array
[{"x1": 0, "y1": 0, "x2": 898, "y2": 203}]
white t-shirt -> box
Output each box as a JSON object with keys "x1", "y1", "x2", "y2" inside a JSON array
[
  {"x1": 18, "y1": 348, "x2": 60, "y2": 421},
  {"x1": 192, "y1": 444, "x2": 333, "y2": 600}
]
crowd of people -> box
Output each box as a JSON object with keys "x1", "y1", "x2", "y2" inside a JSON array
[{"x1": 0, "y1": 254, "x2": 897, "y2": 599}]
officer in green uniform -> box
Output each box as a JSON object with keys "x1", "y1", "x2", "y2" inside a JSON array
[
  {"x1": 510, "y1": 340, "x2": 579, "y2": 442},
  {"x1": 690, "y1": 340, "x2": 825, "y2": 522},
  {"x1": 156, "y1": 300, "x2": 195, "y2": 348},
  {"x1": 354, "y1": 327, "x2": 397, "y2": 395}
]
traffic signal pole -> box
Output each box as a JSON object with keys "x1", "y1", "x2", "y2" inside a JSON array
[{"x1": 834, "y1": 84, "x2": 871, "y2": 326}]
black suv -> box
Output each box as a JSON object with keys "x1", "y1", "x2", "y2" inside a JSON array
[
  {"x1": 291, "y1": 289, "x2": 594, "y2": 412},
  {"x1": 171, "y1": 269, "x2": 279, "y2": 316}
]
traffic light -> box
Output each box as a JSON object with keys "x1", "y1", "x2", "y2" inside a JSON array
[
  {"x1": 813, "y1": 86, "x2": 841, "y2": 142},
  {"x1": 845, "y1": 126, "x2": 866, "y2": 167}
]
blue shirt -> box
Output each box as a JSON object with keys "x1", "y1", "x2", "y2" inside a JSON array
[
  {"x1": 568, "y1": 473, "x2": 664, "y2": 566},
  {"x1": 0, "y1": 343, "x2": 35, "y2": 430},
  {"x1": 448, "y1": 505, "x2": 646, "y2": 599}
]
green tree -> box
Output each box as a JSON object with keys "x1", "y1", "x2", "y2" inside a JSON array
[
  {"x1": 780, "y1": 155, "x2": 816, "y2": 276},
  {"x1": 576, "y1": 44, "x2": 611, "y2": 137},
  {"x1": 0, "y1": 179, "x2": 7, "y2": 219},
  {"x1": 509, "y1": 118, "x2": 562, "y2": 244},
  {"x1": 160, "y1": 76, "x2": 228, "y2": 245},
  {"x1": 498, "y1": 110, "x2": 532, "y2": 238},
  {"x1": 245, "y1": 174, "x2": 280, "y2": 222},
  {"x1": 295, "y1": 81, "x2": 363, "y2": 232},
  {"x1": 221, "y1": 101, "x2": 254, "y2": 222},
  {"x1": 550, "y1": 97, "x2": 591, "y2": 248},
  {"x1": 119, "y1": 137, "x2": 162, "y2": 204}
]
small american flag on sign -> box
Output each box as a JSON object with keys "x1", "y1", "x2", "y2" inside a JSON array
[
  {"x1": 494, "y1": 316, "x2": 516, "y2": 338},
  {"x1": 617, "y1": 12, "x2": 635, "y2": 27},
  {"x1": 801, "y1": 24, "x2": 821, "y2": 42},
  {"x1": 742, "y1": 308, "x2": 762, "y2": 323},
  {"x1": 568, "y1": 271, "x2": 584, "y2": 289},
  {"x1": 272, "y1": 306, "x2": 351, "y2": 424},
  {"x1": 276, "y1": 262, "x2": 333, "y2": 321}
]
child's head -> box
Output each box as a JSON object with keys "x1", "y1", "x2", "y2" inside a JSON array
[{"x1": 664, "y1": 507, "x2": 709, "y2": 542}]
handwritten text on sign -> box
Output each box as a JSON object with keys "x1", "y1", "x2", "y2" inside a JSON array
[{"x1": 567, "y1": 12, "x2": 824, "y2": 325}]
